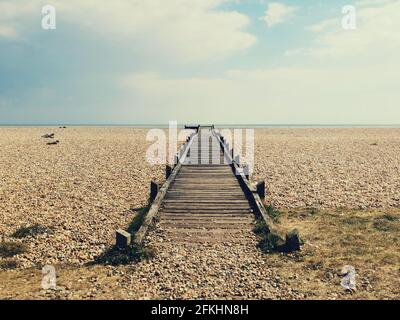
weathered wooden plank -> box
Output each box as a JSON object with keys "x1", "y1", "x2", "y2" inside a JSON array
[
  {"x1": 166, "y1": 190, "x2": 243, "y2": 193},
  {"x1": 160, "y1": 209, "x2": 252, "y2": 214},
  {"x1": 162, "y1": 204, "x2": 251, "y2": 209},
  {"x1": 160, "y1": 222, "x2": 252, "y2": 229},
  {"x1": 162, "y1": 199, "x2": 250, "y2": 204},
  {"x1": 162, "y1": 217, "x2": 253, "y2": 222},
  {"x1": 163, "y1": 228, "x2": 249, "y2": 234},
  {"x1": 161, "y1": 215, "x2": 253, "y2": 220}
]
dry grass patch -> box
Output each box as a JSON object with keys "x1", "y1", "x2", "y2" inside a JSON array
[
  {"x1": 0, "y1": 242, "x2": 28, "y2": 259},
  {"x1": 0, "y1": 259, "x2": 19, "y2": 270},
  {"x1": 265, "y1": 208, "x2": 400, "y2": 299},
  {"x1": 12, "y1": 224, "x2": 53, "y2": 239}
]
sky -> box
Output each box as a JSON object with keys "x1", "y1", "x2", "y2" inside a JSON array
[{"x1": 0, "y1": 0, "x2": 399, "y2": 125}]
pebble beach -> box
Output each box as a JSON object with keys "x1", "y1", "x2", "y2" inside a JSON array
[
  {"x1": 0, "y1": 127, "x2": 399, "y2": 300},
  {"x1": 254, "y1": 128, "x2": 400, "y2": 209}
]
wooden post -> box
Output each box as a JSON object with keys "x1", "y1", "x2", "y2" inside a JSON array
[
  {"x1": 256, "y1": 181, "x2": 266, "y2": 200},
  {"x1": 244, "y1": 165, "x2": 250, "y2": 180},
  {"x1": 235, "y1": 155, "x2": 240, "y2": 165},
  {"x1": 150, "y1": 180, "x2": 159, "y2": 202},
  {"x1": 166, "y1": 165, "x2": 172, "y2": 179},
  {"x1": 285, "y1": 229, "x2": 301, "y2": 252},
  {"x1": 224, "y1": 143, "x2": 229, "y2": 163},
  {"x1": 116, "y1": 229, "x2": 131, "y2": 248}
]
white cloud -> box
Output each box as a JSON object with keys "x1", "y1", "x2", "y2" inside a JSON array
[
  {"x1": 0, "y1": 0, "x2": 256, "y2": 62},
  {"x1": 306, "y1": 18, "x2": 338, "y2": 33},
  {"x1": 355, "y1": 0, "x2": 393, "y2": 6},
  {"x1": 295, "y1": 0, "x2": 400, "y2": 58},
  {"x1": 0, "y1": 1, "x2": 40, "y2": 39},
  {"x1": 260, "y1": 2, "x2": 297, "y2": 27},
  {"x1": 119, "y1": 64, "x2": 400, "y2": 124}
]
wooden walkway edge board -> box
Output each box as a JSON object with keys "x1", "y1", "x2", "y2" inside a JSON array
[
  {"x1": 212, "y1": 129, "x2": 276, "y2": 228},
  {"x1": 134, "y1": 131, "x2": 198, "y2": 245}
]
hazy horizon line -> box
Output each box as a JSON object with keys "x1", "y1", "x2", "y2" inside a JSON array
[{"x1": 1, "y1": 123, "x2": 400, "y2": 128}]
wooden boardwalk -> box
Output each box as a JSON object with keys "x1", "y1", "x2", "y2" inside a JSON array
[
  {"x1": 131, "y1": 124, "x2": 299, "y2": 251},
  {"x1": 158, "y1": 127, "x2": 254, "y2": 243}
]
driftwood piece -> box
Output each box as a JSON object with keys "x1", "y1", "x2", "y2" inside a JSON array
[
  {"x1": 42, "y1": 133, "x2": 55, "y2": 139},
  {"x1": 47, "y1": 140, "x2": 60, "y2": 145}
]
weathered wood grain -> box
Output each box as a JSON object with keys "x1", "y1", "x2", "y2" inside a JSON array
[
  {"x1": 135, "y1": 125, "x2": 300, "y2": 250},
  {"x1": 158, "y1": 128, "x2": 254, "y2": 244}
]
